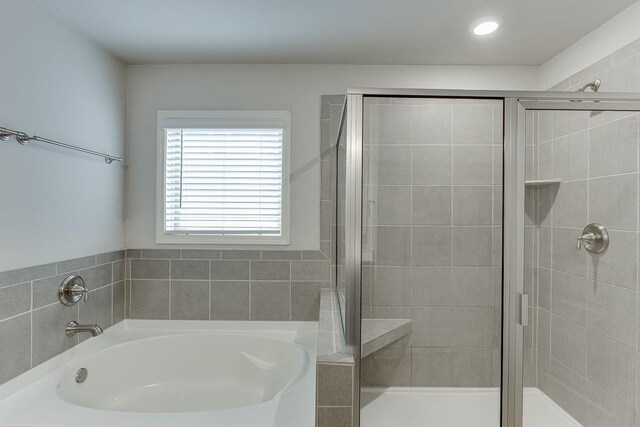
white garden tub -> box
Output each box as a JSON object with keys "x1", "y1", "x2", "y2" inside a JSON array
[{"x1": 0, "y1": 320, "x2": 317, "y2": 427}]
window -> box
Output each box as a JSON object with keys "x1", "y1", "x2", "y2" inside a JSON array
[{"x1": 157, "y1": 111, "x2": 290, "y2": 244}]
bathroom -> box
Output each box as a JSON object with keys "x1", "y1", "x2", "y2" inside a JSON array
[{"x1": 1, "y1": 0, "x2": 640, "y2": 425}]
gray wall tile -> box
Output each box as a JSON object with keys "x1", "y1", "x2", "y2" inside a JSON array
[
  {"x1": 302, "y1": 250, "x2": 328, "y2": 260},
  {"x1": 369, "y1": 104, "x2": 411, "y2": 145},
  {"x1": 367, "y1": 186, "x2": 411, "y2": 225},
  {"x1": 113, "y1": 260, "x2": 125, "y2": 282},
  {"x1": 589, "y1": 115, "x2": 638, "y2": 177},
  {"x1": 33, "y1": 273, "x2": 70, "y2": 308},
  {"x1": 412, "y1": 226, "x2": 451, "y2": 266},
  {"x1": 130, "y1": 279, "x2": 170, "y2": 319},
  {"x1": 612, "y1": 39, "x2": 640, "y2": 64},
  {"x1": 587, "y1": 332, "x2": 635, "y2": 406},
  {"x1": 412, "y1": 105, "x2": 452, "y2": 144},
  {"x1": 452, "y1": 146, "x2": 492, "y2": 185},
  {"x1": 79, "y1": 263, "x2": 113, "y2": 288},
  {"x1": 571, "y1": 56, "x2": 612, "y2": 85},
  {"x1": 552, "y1": 180, "x2": 588, "y2": 228},
  {"x1": 552, "y1": 130, "x2": 589, "y2": 181},
  {"x1": 411, "y1": 266, "x2": 452, "y2": 307},
  {"x1": 221, "y1": 250, "x2": 261, "y2": 260},
  {"x1": 451, "y1": 266, "x2": 494, "y2": 306},
  {"x1": 317, "y1": 363, "x2": 353, "y2": 406},
  {"x1": 411, "y1": 307, "x2": 493, "y2": 347},
  {"x1": 553, "y1": 110, "x2": 589, "y2": 138},
  {"x1": 371, "y1": 267, "x2": 412, "y2": 306},
  {"x1": 291, "y1": 260, "x2": 329, "y2": 281},
  {"x1": 291, "y1": 282, "x2": 327, "y2": 321},
  {"x1": 587, "y1": 281, "x2": 636, "y2": 348},
  {"x1": 250, "y1": 281, "x2": 290, "y2": 321},
  {"x1": 452, "y1": 186, "x2": 492, "y2": 225},
  {"x1": 588, "y1": 230, "x2": 637, "y2": 290},
  {"x1": 538, "y1": 141, "x2": 553, "y2": 180},
  {"x1": 210, "y1": 261, "x2": 250, "y2": 280},
  {"x1": 373, "y1": 226, "x2": 412, "y2": 266},
  {"x1": 412, "y1": 186, "x2": 451, "y2": 225},
  {"x1": 181, "y1": 250, "x2": 221, "y2": 260},
  {"x1": 170, "y1": 280, "x2": 209, "y2": 320},
  {"x1": 452, "y1": 104, "x2": 492, "y2": 145},
  {"x1": 552, "y1": 227, "x2": 588, "y2": 277},
  {"x1": 538, "y1": 268, "x2": 551, "y2": 311},
  {"x1": 261, "y1": 250, "x2": 302, "y2": 260},
  {"x1": 451, "y1": 348, "x2": 493, "y2": 387},
  {"x1": 32, "y1": 303, "x2": 78, "y2": 366},
  {"x1": 126, "y1": 249, "x2": 141, "y2": 259},
  {"x1": 586, "y1": 383, "x2": 635, "y2": 427},
  {"x1": 452, "y1": 227, "x2": 493, "y2": 266},
  {"x1": 372, "y1": 146, "x2": 411, "y2": 184},
  {"x1": 140, "y1": 249, "x2": 181, "y2": 259},
  {"x1": 113, "y1": 281, "x2": 125, "y2": 323},
  {"x1": 589, "y1": 173, "x2": 638, "y2": 231},
  {"x1": 317, "y1": 407, "x2": 352, "y2": 427},
  {"x1": 250, "y1": 261, "x2": 290, "y2": 280},
  {"x1": 411, "y1": 146, "x2": 452, "y2": 185},
  {"x1": 211, "y1": 281, "x2": 250, "y2": 320},
  {"x1": 411, "y1": 347, "x2": 452, "y2": 386},
  {"x1": 0, "y1": 314, "x2": 31, "y2": 384},
  {"x1": 171, "y1": 260, "x2": 209, "y2": 280},
  {"x1": 56, "y1": 256, "x2": 96, "y2": 274},
  {"x1": 545, "y1": 356, "x2": 586, "y2": 396},
  {"x1": 96, "y1": 250, "x2": 125, "y2": 264},
  {"x1": 550, "y1": 314, "x2": 586, "y2": 376},
  {"x1": 0, "y1": 263, "x2": 55, "y2": 288},
  {"x1": 367, "y1": 344, "x2": 411, "y2": 386},
  {"x1": 551, "y1": 270, "x2": 586, "y2": 326},
  {"x1": 596, "y1": 55, "x2": 639, "y2": 93},
  {"x1": 130, "y1": 259, "x2": 169, "y2": 279},
  {"x1": 0, "y1": 282, "x2": 31, "y2": 321}
]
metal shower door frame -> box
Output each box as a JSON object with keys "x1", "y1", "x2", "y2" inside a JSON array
[{"x1": 342, "y1": 89, "x2": 640, "y2": 427}]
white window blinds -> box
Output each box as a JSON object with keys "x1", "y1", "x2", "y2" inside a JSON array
[{"x1": 164, "y1": 127, "x2": 284, "y2": 237}]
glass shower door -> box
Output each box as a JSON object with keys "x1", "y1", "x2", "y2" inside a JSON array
[
  {"x1": 521, "y1": 103, "x2": 640, "y2": 427},
  {"x1": 358, "y1": 96, "x2": 504, "y2": 427}
]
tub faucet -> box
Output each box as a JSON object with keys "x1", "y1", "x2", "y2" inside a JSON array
[{"x1": 65, "y1": 321, "x2": 103, "y2": 337}]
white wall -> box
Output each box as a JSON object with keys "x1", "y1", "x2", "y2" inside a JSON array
[
  {"x1": 0, "y1": 0, "x2": 127, "y2": 271},
  {"x1": 126, "y1": 64, "x2": 537, "y2": 250},
  {"x1": 539, "y1": 0, "x2": 640, "y2": 89}
]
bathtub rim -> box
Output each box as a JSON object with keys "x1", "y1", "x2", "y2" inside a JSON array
[{"x1": 0, "y1": 319, "x2": 318, "y2": 402}]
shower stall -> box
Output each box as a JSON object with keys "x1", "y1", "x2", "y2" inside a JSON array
[{"x1": 333, "y1": 89, "x2": 640, "y2": 427}]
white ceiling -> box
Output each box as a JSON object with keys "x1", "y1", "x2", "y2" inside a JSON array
[{"x1": 38, "y1": 0, "x2": 637, "y2": 66}]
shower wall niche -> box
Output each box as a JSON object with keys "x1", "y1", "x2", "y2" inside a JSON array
[{"x1": 360, "y1": 97, "x2": 503, "y2": 388}]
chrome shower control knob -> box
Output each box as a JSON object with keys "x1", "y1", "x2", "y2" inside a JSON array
[
  {"x1": 58, "y1": 275, "x2": 89, "y2": 305},
  {"x1": 576, "y1": 223, "x2": 609, "y2": 254}
]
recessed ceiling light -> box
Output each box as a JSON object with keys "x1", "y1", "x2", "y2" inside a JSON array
[{"x1": 470, "y1": 17, "x2": 502, "y2": 36}]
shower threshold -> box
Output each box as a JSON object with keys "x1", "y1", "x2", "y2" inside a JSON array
[{"x1": 361, "y1": 387, "x2": 581, "y2": 427}]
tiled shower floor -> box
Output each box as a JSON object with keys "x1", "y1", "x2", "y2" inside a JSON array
[{"x1": 361, "y1": 387, "x2": 581, "y2": 427}]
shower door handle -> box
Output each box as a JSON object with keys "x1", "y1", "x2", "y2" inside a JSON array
[{"x1": 517, "y1": 293, "x2": 529, "y2": 327}]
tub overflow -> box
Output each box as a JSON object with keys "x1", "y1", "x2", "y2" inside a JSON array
[{"x1": 75, "y1": 368, "x2": 88, "y2": 383}]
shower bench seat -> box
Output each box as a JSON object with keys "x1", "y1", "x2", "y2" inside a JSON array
[{"x1": 361, "y1": 318, "x2": 413, "y2": 357}]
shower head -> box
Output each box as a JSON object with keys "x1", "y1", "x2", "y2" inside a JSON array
[{"x1": 576, "y1": 79, "x2": 601, "y2": 92}]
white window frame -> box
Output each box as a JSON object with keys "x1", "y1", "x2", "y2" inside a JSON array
[{"x1": 156, "y1": 110, "x2": 291, "y2": 245}]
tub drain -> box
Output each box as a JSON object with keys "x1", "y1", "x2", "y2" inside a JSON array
[{"x1": 75, "y1": 368, "x2": 88, "y2": 383}]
